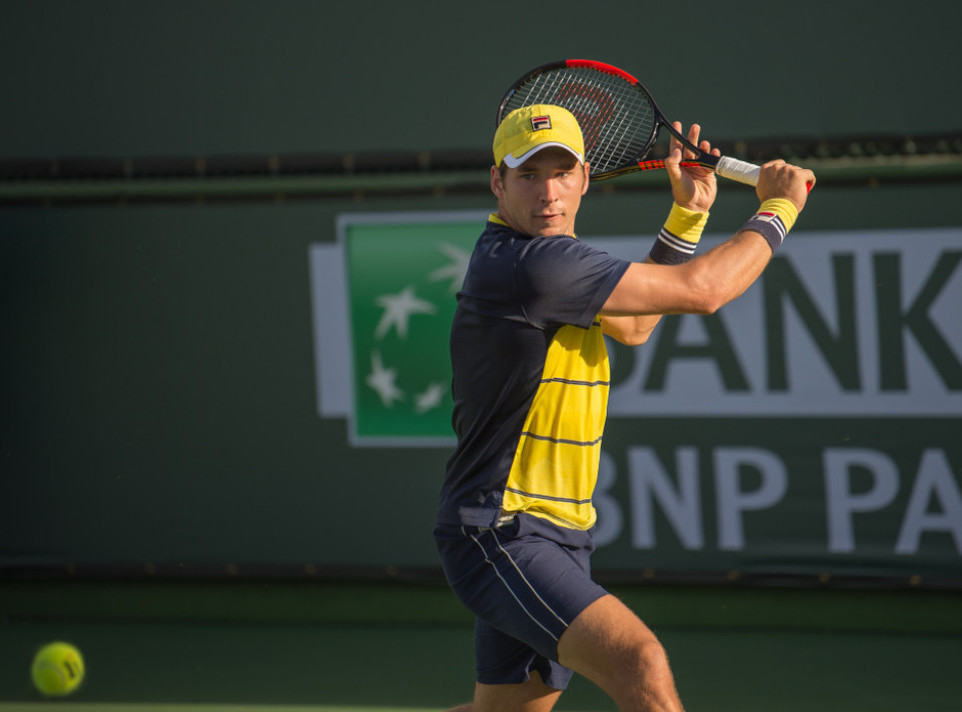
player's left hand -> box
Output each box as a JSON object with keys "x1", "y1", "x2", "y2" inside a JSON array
[{"x1": 664, "y1": 122, "x2": 720, "y2": 213}]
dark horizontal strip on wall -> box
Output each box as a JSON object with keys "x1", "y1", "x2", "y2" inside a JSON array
[
  {"x1": 1, "y1": 133, "x2": 961, "y2": 205},
  {"x1": 3, "y1": 577, "x2": 960, "y2": 637},
  {"x1": 2, "y1": 561, "x2": 960, "y2": 592},
  {"x1": 3, "y1": 133, "x2": 959, "y2": 180},
  {"x1": 0, "y1": 148, "x2": 494, "y2": 181}
]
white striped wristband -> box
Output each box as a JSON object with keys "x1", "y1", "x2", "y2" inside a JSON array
[
  {"x1": 649, "y1": 203, "x2": 708, "y2": 265},
  {"x1": 740, "y1": 198, "x2": 799, "y2": 253}
]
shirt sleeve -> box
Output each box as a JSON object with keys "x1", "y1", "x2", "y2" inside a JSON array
[{"x1": 516, "y1": 236, "x2": 630, "y2": 329}]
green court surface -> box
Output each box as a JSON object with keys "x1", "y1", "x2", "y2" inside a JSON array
[
  {"x1": 0, "y1": 707, "x2": 457, "y2": 712},
  {"x1": 1, "y1": 707, "x2": 465, "y2": 712},
  {"x1": 0, "y1": 707, "x2": 452, "y2": 712},
  {"x1": 1, "y1": 580, "x2": 960, "y2": 711},
  {"x1": 1, "y1": 707, "x2": 456, "y2": 712}
]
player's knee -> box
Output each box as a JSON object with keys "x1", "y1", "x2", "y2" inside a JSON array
[{"x1": 627, "y1": 636, "x2": 673, "y2": 680}]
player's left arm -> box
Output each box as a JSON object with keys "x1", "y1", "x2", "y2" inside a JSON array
[
  {"x1": 602, "y1": 124, "x2": 719, "y2": 347},
  {"x1": 601, "y1": 265, "x2": 663, "y2": 345},
  {"x1": 601, "y1": 313, "x2": 661, "y2": 346}
]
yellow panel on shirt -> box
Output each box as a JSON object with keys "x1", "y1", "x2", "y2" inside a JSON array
[{"x1": 502, "y1": 319, "x2": 610, "y2": 530}]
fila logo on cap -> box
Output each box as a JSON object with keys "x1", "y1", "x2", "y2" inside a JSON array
[{"x1": 530, "y1": 115, "x2": 552, "y2": 131}]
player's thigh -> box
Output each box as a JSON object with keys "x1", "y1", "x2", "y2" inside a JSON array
[
  {"x1": 556, "y1": 594, "x2": 670, "y2": 693},
  {"x1": 470, "y1": 671, "x2": 563, "y2": 712}
]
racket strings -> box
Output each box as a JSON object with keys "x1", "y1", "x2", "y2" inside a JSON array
[{"x1": 501, "y1": 66, "x2": 657, "y2": 176}]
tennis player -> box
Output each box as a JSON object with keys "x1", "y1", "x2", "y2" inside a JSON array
[{"x1": 435, "y1": 103, "x2": 814, "y2": 712}]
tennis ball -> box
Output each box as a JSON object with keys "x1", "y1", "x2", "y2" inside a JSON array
[{"x1": 31, "y1": 641, "x2": 85, "y2": 697}]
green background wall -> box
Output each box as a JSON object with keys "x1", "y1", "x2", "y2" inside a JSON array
[{"x1": 2, "y1": 0, "x2": 960, "y2": 584}]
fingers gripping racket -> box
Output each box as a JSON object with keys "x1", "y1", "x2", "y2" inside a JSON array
[{"x1": 497, "y1": 59, "x2": 761, "y2": 185}]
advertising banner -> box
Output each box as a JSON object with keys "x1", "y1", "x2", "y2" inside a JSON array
[{"x1": 310, "y1": 213, "x2": 962, "y2": 582}]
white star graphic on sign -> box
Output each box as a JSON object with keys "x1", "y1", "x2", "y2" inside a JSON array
[
  {"x1": 365, "y1": 351, "x2": 404, "y2": 407},
  {"x1": 429, "y1": 243, "x2": 471, "y2": 293},
  {"x1": 373, "y1": 285, "x2": 437, "y2": 340},
  {"x1": 414, "y1": 381, "x2": 445, "y2": 413}
]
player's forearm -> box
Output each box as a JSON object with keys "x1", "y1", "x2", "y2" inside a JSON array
[
  {"x1": 680, "y1": 195, "x2": 801, "y2": 313},
  {"x1": 682, "y1": 230, "x2": 774, "y2": 314},
  {"x1": 601, "y1": 230, "x2": 772, "y2": 318}
]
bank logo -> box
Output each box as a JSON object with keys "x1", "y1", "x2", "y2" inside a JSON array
[
  {"x1": 310, "y1": 217, "x2": 962, "y2": 447},
  {"x1": 310, "y1": 211, "x2": 486, "y2": 446}
]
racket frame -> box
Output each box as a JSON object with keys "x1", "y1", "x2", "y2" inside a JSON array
[{"x1": 496, "y1": 59, "x2": 760, "y2": 185}]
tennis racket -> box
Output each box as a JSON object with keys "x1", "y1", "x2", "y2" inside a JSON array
[{"x1": 496, "y1": 59, "x2": 762, "y2": 185}]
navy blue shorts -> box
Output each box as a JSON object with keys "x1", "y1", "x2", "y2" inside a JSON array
[{"x1": 434, "y1": 513, "x2": 608, "y2": 690}]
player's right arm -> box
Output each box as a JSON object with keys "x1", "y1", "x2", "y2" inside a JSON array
[{"x1": 600, "y1": 160, "x2": 814, "y2": 318}]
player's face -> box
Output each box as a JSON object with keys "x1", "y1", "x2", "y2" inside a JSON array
[{"x1": 491, "y1": 148, "x2": 589, "y2": 238}]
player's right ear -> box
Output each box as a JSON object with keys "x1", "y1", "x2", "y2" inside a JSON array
[{"x1": 490, "y1": 164, "x2": 505, "y2": 199}]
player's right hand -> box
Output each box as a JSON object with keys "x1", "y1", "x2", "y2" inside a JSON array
[
  {"x1": 756, "y1": 160, "x2": 816, "y2": 211},
  {"x1": 665, "y1": 121, "x2": 719, "y2": 213}
]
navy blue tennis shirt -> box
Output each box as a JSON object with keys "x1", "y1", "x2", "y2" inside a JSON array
[{"x1": 437, "y1": 215, "x2": 630, "y2": 533}]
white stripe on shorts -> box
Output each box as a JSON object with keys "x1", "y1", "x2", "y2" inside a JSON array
[{"x1": 465, "y1": 526, "x2": 569, "y2": 641}]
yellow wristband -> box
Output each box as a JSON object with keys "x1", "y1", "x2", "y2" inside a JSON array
[
  {"x1": 758, "y1": 198, "x2": 799, "y2": 232},
  {"x1": 650, "y1": 203, "x2": 709, "y2": 264},
  {"x1": 741, "y1": 198, "x2": 800, "y2": 252}
]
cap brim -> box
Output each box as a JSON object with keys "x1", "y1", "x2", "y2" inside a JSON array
[{"x1": 502, "y1": 142, "x2": 585, "y2": 168}]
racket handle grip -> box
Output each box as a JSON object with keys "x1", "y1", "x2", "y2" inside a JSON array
[{"x1": 714, "y1": 156, "x2": 760, "y2": 186}]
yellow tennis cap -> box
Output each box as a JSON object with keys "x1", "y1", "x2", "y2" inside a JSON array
[{"x1": 493, "y1": 104, "x2": 585, "y2": 168}]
